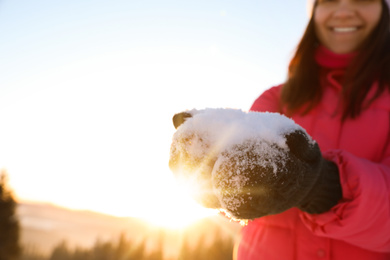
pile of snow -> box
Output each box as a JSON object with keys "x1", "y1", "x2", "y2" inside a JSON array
[{"x1": 169, "y1": 108, "x2": 311, "y2": 218}]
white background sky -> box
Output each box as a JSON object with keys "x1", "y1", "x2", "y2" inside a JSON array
[{"x1": 0, "y1": 0, "x2": 308, "y2": 224}]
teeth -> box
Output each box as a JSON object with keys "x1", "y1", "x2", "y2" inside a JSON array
[{"x1": 333, "y1": 27, "x2": 357, "y2": 32}]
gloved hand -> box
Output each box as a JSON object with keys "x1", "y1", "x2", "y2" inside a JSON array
[
  {"x1": 169, "y1": 109, "x2": 342, "y2": 220},
  {"x1": 212, "y1": 129, "x2": 342, "y2": 219}
]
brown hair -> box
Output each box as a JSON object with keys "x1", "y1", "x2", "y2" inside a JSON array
[{"x1": 281, "y1": 0, "x2": 390, "y2": 120}]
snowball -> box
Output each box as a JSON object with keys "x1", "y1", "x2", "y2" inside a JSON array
[{"x1": 169, "y1": 108, "x2": 312, "y2": 218}]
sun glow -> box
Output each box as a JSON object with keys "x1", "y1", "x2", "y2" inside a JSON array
[
  {"x1": 1, "y1": 41, "x2": 260, "y2": 231},
  {"x1": 134, "y1": 177, "x2": 218, "y2": 229},
  {"x1": 142, "y1": 200, "x2": 217, "y2": 229}
]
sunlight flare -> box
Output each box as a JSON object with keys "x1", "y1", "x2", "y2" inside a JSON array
[{"x1": 139, "y1": 178, "x2": 218, "y2": 229}]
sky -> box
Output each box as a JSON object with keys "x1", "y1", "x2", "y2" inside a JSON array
[{"x1": 0, "y1": 0, "x2": 308, "y2": 227}]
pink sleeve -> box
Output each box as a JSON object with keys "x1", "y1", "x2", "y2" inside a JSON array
[
  {"x1": 253, "y1": 84, "x2": 390, "y2": 252},
  {"x1": 300, "y1": 149, "x2": 390, "y2": 252},
  {"x1": 249, "y1": 85, "x2": 282, "y2": 113}
]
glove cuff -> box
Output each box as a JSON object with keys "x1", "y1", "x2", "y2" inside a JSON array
[{"x1": 298, "y1": 159, "x2": 342, "y2": 214}]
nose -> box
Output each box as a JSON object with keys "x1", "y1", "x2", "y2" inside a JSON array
[{"x1": 332, "y1": 1, "x2": 356, "y2": 18}]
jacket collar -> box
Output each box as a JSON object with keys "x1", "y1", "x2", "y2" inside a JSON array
[{"x1": 315, "y1": 45, "x2": 356, "y2": 69}]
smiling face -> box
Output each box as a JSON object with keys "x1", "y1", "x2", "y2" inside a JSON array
[{"x1": 314, "y1": 0, "x2": 383, "y2": 54}]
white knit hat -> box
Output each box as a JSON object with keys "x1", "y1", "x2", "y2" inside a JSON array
[{"x1": 307, "y1": 0, "x2": 390, "y2": 17}]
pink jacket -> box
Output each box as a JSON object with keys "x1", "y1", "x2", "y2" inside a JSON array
[{"x1": 236, "y1": 46, "x2": 390, "y2": 260}]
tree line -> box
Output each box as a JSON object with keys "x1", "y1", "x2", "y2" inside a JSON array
[
  {"x1": 22, "y1": 231, "x2": 234, "y2": 260},
  {"x1": 0, "y1": 170, "x2": 235, "y2": 260}
]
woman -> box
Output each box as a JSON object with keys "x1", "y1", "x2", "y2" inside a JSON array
[
  {"x1": 237, "y1": 0, "x2": 390, "y2": 259},
  {"x1": 170, "y1": 0, "x2": 390, "y2": 259}
]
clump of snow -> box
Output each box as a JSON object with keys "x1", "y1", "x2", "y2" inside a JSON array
[
  {"x1": 169, "y1": 108, "x2": 312, "y2": 219},
  {"x1": 181, "y1": 108, "x2": 303, "y2": 150}
]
